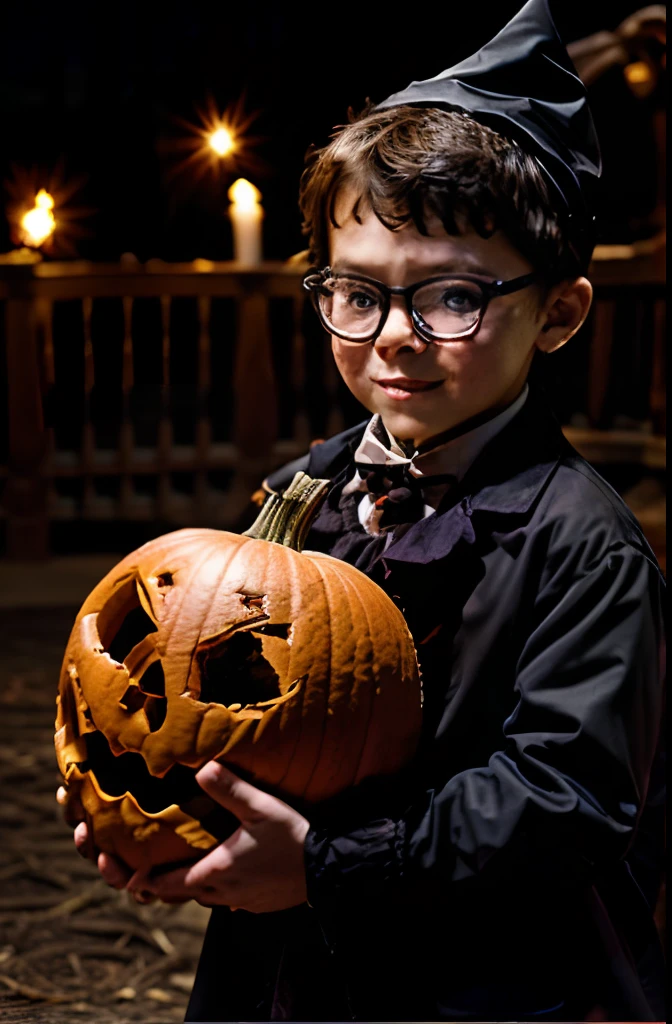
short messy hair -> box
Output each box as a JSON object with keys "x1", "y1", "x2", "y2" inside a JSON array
[{"x1": 299, "y1": 104, "x2": 583, "y2": 283}]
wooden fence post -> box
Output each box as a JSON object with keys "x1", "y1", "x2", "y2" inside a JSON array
[
  {"x1": 2, "y1": 260, "x2": 49, "y2": 559},
  {"x1": 228, "y1": 274, "x2": 277, "y2": 521}
]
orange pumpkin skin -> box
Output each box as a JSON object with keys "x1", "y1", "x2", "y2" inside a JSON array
[{"x1": 55, "y1": 528, "x2": 422, "y2": 872}]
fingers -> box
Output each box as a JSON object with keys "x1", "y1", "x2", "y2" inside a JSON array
[
  {"x1": 182, "y1": 845, "x2": 234, "y2": 890},
  {"x1": 195, "y1": 762, "x2": 272, "y2": 823},
  {"x1": 127, "y1": 855, "x2": 237, "y2": 907},
  {"x1": 70, "y1": 813, "x2": 184, "y2": 905},
  {"x1": 98, "y1": 851, "x2": 133, "y2": 890},
  {"x1": 73, "y1": 821, "x2": 89, "y2": 855},
  {"x1": 57, "y1": 785, "x2": 85, "y2": 828},
  {"x1": 127, "y1": 865, "x2": 194, "y2": 905},
  {"x1": 73, "y1": 820, "x2": 99, "y2": 863},
  {"x1": 130, "y1": 864, "x2": 186, "y2": 889}
]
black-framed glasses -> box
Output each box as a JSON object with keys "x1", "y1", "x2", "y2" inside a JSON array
[{"x1": 303, "y1": 266, "x2": 538, "y2": 344}]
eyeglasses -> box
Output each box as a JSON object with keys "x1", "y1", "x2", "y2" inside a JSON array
[{"x1": 303, "y1": 266, "x2": 538, "y2": 344}]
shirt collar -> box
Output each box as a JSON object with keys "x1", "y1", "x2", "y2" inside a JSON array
[
  {"x1": 353, "y1": 384, "x2": 530, "y2": 482},
  {"x1": 305, "y1": 385, "x2": 568, "y2": 567}
]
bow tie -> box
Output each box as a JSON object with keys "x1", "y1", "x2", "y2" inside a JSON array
[{"x1": 354, "y1": 462, "x2": 457, "y2": 527}]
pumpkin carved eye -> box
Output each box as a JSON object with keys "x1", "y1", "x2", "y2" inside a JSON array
[
  {"x1": 96, "y1": 576, "x2": 157, "y2": 659},
  {"x1": 193, "y1": 591, "x2": 293, "y2": 709},
  {"x1": 106, "y1": 604, "x2": 156, "y2": 665},
  {"x1": 90, "y1": 576, "x2": 169, "y2": 732},
  {"x1": 198, "y1": 631, "x2": 283, "y2": 707}
]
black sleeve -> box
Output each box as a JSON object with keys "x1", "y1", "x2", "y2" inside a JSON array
[{"x1": 304, "y1": 544, "x2": 666, "y2": 907}]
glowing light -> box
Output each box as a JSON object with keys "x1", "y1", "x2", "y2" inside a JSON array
[
  {"x1": 20, "y1": 189, "x2": 56, "y2": 248},
  {"x1": 227, "y1": 178, "x2": 262, "y2": 210},
  {"x1": 36, "y1": 189, "x2": 55, "y2": 210},
  {"x1": 4, "y1": 163, "x2": 91, "y2": 257},
  {"x1": 624, "y1": 61, "x2": 652, "y2": 85},
  {"x1": 159, "y1": 94, "x2": 266, "y2": 193},
  {"x1": 209, "y1": 127, "x2": 235, "y2": 156}
]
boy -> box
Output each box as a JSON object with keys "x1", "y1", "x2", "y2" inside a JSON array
[{"x1": 71, "y1": 1, "x2": 665, "y2": 1020}]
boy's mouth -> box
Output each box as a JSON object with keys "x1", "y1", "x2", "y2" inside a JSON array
[{"x1": 374, "y1": 377, "x2": 444, "y2": 398}]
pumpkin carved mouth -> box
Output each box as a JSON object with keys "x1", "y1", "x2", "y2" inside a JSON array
[
  {"x1": 79, "y1": 731, "x2": 237, "y2": 837},
  {"x1": 82, "y1": 731, "x2": 201, "y2": 810}
]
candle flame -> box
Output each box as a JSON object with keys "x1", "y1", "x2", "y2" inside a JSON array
[
  {"x1": 228, "y1": 178, "x2": 262, "y2": 210},
  {"x1": 20, "y1": 189, "x2": 56, "y2": 248},
  {"x1": 209, "y1": 127, "x2": 235, "y2": 156},
  {"x1": 5, "y1": 165, "x2": 91, "y2": 256}
]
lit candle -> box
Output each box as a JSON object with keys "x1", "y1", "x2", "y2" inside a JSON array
[
  {"x1": 227, "y1": 178, "x2": 263, "y2": 265},
  {"x1": 20, "y1": 189, "x2": 56, "y2": 248}
]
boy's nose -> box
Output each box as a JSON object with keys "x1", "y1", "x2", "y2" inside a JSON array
[{"x1": 373, "y1": 297, "x2": 429, "y2": 357}]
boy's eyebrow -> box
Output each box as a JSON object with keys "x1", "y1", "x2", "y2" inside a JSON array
[{"x1": 331, "y1": 260, "x2": 497, "y2": 279}]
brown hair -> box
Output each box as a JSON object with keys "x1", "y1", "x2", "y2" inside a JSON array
[{"x1": 299, "y1": 104, "x2": 581, "y2": 283}]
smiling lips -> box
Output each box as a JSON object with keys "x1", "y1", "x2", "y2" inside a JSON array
[{"x1": 374, "y1": 377, "x2": 444, "y2": 400}]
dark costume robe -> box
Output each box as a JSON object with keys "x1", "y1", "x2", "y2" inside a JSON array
[{"x1": 186, "y1": 386, "x2": 665, "y2": 1023}]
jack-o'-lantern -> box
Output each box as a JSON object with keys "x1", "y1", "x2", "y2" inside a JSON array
[{"x1": 55, "y1": 474, "x2": 422, "y2": 872}]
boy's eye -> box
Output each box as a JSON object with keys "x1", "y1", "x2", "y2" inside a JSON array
[
  {"x1": 347, "y1": 290, "x2": 379, "y2": 310},
  {"x1": 439, "y1": 286, "x2": 482, "y2": 313},
  {"x1": 331, "y1": 281, "x2": 383, "y2": 313}
]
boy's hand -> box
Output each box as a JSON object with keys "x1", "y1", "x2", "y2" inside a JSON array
[
  {"x1": 57, "y1": 785, "x2": 163, "y2": 904},
  {"x1": 56, "y1": 783, "x2": 86, "y2": 829},
  {"x1": 126, "y1": 763, "x2": 310, "y2": 914}
]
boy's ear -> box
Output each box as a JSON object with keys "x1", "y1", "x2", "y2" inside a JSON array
[{"x1": 535, "y1": 277, "x2": 593, "y2": 354}]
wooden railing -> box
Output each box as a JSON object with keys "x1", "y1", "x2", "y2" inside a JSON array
[{"x1": 0, "y1": 237, "x2": 665, "y2": 559}]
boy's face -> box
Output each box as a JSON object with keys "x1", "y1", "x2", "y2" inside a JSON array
[{"x1": 327, "y1": 188, "x2": 554, "y2": 447}]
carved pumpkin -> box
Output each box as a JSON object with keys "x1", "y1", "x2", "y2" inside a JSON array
[{"x1": 55, "y1": 475, "x2": 422, "y2": 872}]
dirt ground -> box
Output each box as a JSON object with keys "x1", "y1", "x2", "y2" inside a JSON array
[{"x1": 0, "y1": 606, "x2": 209, "y2": 1024}]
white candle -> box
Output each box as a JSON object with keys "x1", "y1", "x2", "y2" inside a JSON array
[{"x1": 227, "y1": 178, "x2": 264, "y2": 265}]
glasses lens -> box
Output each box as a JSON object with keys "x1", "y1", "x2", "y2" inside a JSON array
[
  {"x1": 317, "y1": 276, "x2": 383, "y2": 340},
  {"x1": 413, "y1": 279, "x2": 484, "y2": 337}
]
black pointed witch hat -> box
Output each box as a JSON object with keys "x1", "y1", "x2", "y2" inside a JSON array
[{"x1": 374, "y1": 0, "x2": 601, "y2": 267}]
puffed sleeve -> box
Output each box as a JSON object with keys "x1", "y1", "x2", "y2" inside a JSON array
[{"x1": 304, "y1": 543, "x2": 665, "y2": 906}]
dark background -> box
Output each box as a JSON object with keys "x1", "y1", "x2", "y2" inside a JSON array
[{"x1": 0, "y1": 0, "x2": 661, "y2": 263}]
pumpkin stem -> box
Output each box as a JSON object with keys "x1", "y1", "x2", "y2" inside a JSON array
[{"x1": 242, "y1": 472, "x2": 330, "y2": 552}]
